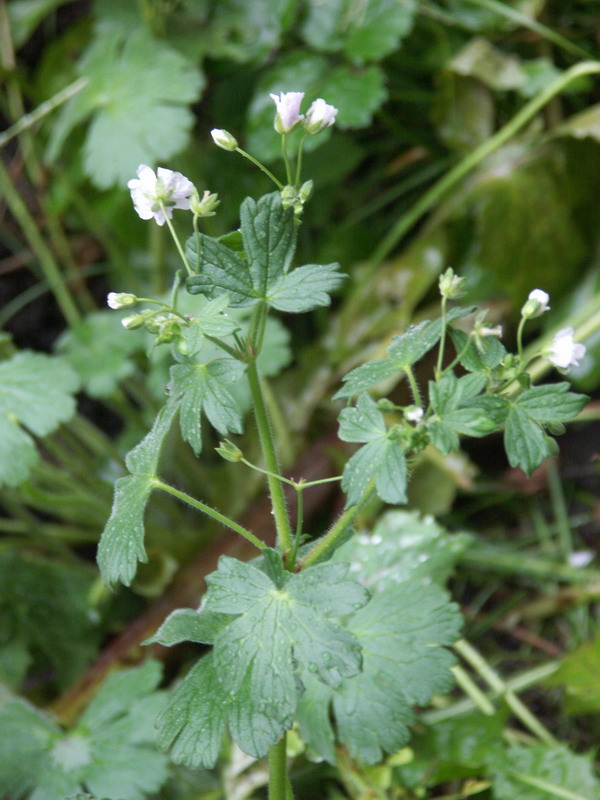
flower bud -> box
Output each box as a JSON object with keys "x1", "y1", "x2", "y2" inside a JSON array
[
  {"x1": 303, "y1": 98, "x2": 338, "y2": 134},
  {"x1": 121, "y1": 314, "x2": 146, "y2": 330},
  {"x1": 405, "y1": 406, "x2": 424, "y2": 423},
  {"x1": 521, "y1": 289, "x2": 550, "y2": 319},
  {"x1": 270, "y1": 91, "x2": 304, "y2": 134},
  {"x1": 191, "y1": 189, "x2": 220, "y2": 218},
  {"x1": 107, "y1": 292, "x2": 137, "y2": 310},
  {"x1": 439, "y1": 267, "x2": 466, "y2": 299},
  {"x1": 299, "y1": 180, "x2": 313, "y2": 203},
  {"x1": 376, "y1": 398, "x2": 396, "y2": 411},
  {"x1": 211, "y1": 129, "x2": 238, "y2": 151},
  {"x1": 216, "y1": 439, "x2": 244, "y2": 462}
]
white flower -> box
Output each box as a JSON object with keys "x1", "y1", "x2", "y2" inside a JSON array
[
  {"x1": 304, "y1": 98, "x2": 338, "y2": 134},
  {"x1": 547, "y1": 327, "x2": 586, "y2": 370},
  {"x1": 480, "y1": 325, "x2": 503, "y2": 338},
  {"x1": 568, "y1": 550, "x2": 594, "y2": 568},
  {"x1": 522, "y1": 288, "x2": 550, "y2": 319},
  {"x1": 405, "y1": 406, "x2": 424, "y2": 423},
  {"x1": 107, "y1": 292, "x2": 137, "y2": 310},
  {"x1": 270, "y1": 91, "x2": 304, "y2": 133},
  {"x1": 127, "y1": 164, "x2": 195, "y2": 226},
  {"x1": 211, "y1": 129, "x2": 238, "y2": 151}
]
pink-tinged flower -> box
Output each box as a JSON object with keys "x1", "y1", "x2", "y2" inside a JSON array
[
  {"x1": 304, "y1": 98, "x2": 338, "y2": 134},
  {"x1": 127, "y1": 164, "x2": 195, "y2": 226},
  {"x1": 546, "y1": 327, "x2": 586, "y2": 371},
  {"x1": 522, "y1": 289, "x2": 550, "y2": 319},
  {"x1": 270, "y1": 91, "x2": 305, "y2": 133}
]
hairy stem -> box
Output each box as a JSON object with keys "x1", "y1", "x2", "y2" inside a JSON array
[
  {"x1": 152, "y1": 479, "x2": 266, "y2": 551},
  {"x1": 246, "y1": 359, "x2": 293, "y2": 553}
]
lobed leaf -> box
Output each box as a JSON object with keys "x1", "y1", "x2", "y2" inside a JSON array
[{"x1": 268, "y1": 263, "x2": 346, "y2": 313}]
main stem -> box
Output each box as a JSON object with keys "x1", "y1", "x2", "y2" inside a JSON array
[
  {"x1": 246, "y1": 358, "x2": 293, "y2": 553},
  {"x1": 268, "y1": 734, "x2": 288, "y2": 800}
]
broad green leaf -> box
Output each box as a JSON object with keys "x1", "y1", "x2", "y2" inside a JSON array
[
  {"x1": 182, "y1": 296, "x2": 240, "y2": 356},
  {"x1": 490, "y1": 744, "x2": 600, "y2": 800},
  {"x1": 157, "y1": 653, "x2": 286, "y2": 768},
  {"x1": 556, "y1": 102, "x2": 600, "y2": 143},
  {"x1": 333, "y1": 359, "x2": 399, "y2": 399},
  {"x1": 338, "y1": 393, "x2": 386, "y2": 443},
  {"x1": 0, "y1": 551, "x2": 98, "y2": 690},
  {"x1": 342, "y1": 437, "x2": 387, "y2": 506},
  {"x1": 298, "y1": 580, "x2": 461, "y2": 764},
  {"x1": 240, "y1": 193, "x2": 296, "y2": 295},
  {"x1": 268, "y1": 263, "x2": 346, "y2": 313},
  {"x1": 57, "y1": 311, "x2": 144, "y2": 398},
  {"x1": 516, "y1": 383, "x2": 587, "y2": 424},
  {"x1": 8, "y1": 0, "x2": 72, "y2": 48},
  {"x1": 428, "y1": 372, "x2": 498, "y2": 454},
  {"x1": 343, "y1": 0, "x2": 417, "y2": 63},
  {"x1": 98, "y1": 401, "x2": 180, "y2": 586},
  {"x1": 450, "y1": 37, "x2": 525, "y2": 90},
  {"x1": 47, "y1": 30, "x2": 204, "y2": 187},
  {"x1": 147, "y1": 609, "x2": 232, "y2": 647},
  {"x1": 0, "y1": 662, "x2": 168, "y2": 800},
  {"x1": 205, "y1": 556, "x2": 368, "y2": 724},
  {"x1": 334, "y1": 510, "x2": 472, "y2": 590},
  {"x1": 319, "y1": 64, "x2": 387, "y2": 129},
  {"x1": 0, "y1": 351, "x2": 79, "y2": 487},
  {"x1": 375, "y1": 440, "x2": 408, "y2": 505},
  {"x1": 504, "y1": 405, "x2": 552, "y2": 475},
  {"x1": 186, "y1": 235, "x2": 257, "y2": 306},
  {"x1": 168, "y1": 359, "x2": 246, "y2": 455}
]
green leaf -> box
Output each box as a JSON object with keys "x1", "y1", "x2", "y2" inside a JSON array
[
  {"x1": 298, "y1": 580, "x2": 461, "y2": 764},
  {"x1": 47, "y1": 30, "x2": 204, "y2": 187},
  {"x1": 168, "y1": 359, "x2": 246, "y2": 455},
  {"x1": 334, "y1": 510, "x2": 472, "y2": 591},
  {"x1": 340, "y1": 395, "x2": 408, "y2": 506},
  {"x1": 343, "y1": 0, "x2": 417, "y2": 64},
  {"x1": 335, "y1": 307, "x2": 475, "y2": 399},
  {"x1": 0, "y1": 662, "x2": 169, "y2": 800},
  {"x1": 490, "y1": 744, "x2": 600, "y2": 800},
  {"x1": 546, "y1": 630, "x2": 600, "y2": 714},
  {"x1": 183, "y1": 296, "x2": 241, "y2": 354},
  {"x1": 450, "y1": 37, "x2": 525, "y2": 90},
  {"x1": 268, "y1": 263, "x2": 346, "y2": 313},
  {"x1": 504, "y1": 405, "x2": 552, "y2": 475},
  {"x1": 147, "y1": 609, "x2": 233, "y2": 647},
  {"x1": 157, "y1": 652, "x2": 286, "y2": 768},
  {"x1": 450, "y1": 327, "x2": 506, "y2": 372},
  {"x1": 97, "y1": 401, "x2": 180, "y2": 586},
  {"x1": 319, "y1": 64, "x2": 387, "y2": 129},
  {"x1": 515, "y1": 383, "x2": 587, "y2": 424},
  {"x1": 186, "y1": 235, "x2": 257, "y2": 307},
  {"x1": 240, "y1": 192, "x2": 296, "y2": 296},
  {"x1": 57, "y1": 311, "x2": 144, "y2": 398},
  {"x1": 205, "y1": 556, "x2": 367, "y2": 725},
  {"x1": 428, "y1": 372, "x2": 498, "y2": 454},
  {"x1": 0, "y1": 351, "x2": 79, "y2": 487},
  {"x1": 8, "y1": 0, "x2": 72, "y2": 48}
]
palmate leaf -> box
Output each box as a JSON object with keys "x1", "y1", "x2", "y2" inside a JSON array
[
  {"x1": 0, "y1": 662, "x2": 169, "y2": 800},
  {"x1": 335, "y1": 306, "x2": 475, "y2": 399},
  {"x1": 297, "y1": 579, "x2": 462, "y2": 764},
  {"x1": 339, "y1": 394, "x2": 407, "y2": 506},
  {"x1": 47, "y1": 30, "x2": 204, "y2": 187},
  {"x1": 0, "y1": 351, "x2": 79, "y2": 487},
  {"x1": 503, "y1": 383, "x2": 586, "y2": 474},
  {"x1": 187, "y1": 193, "x2": 345, "y2": 313},
  {"x1": 168, "y1": 359, "x2": 246, "y2": 455}
]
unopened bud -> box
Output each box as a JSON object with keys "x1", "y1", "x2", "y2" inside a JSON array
[
  {"x1": 521, "y1": 289, "x2": 550, "y2": 319},
  {"x1": 405, "y1": 406, "x2": 424, "y2": 423},
  {"x1": 299, "y1": 180, "x2": 313, "y2": 203},
  {"x1": 211, "y1": 128, "x2": 238, "y2": 151},
  {"x1": 216, "y1": 439, "x2": 244, "y2": 462},
  {"x1": 191, "y1": 189, "x2": 220, "y2": 218},
  {"x1": 439, "y1": 267, "x2": 466, "y2": 299},
  {"x1": 108, "y1": 292, "x2": 137, "y2": 309},
  {"x1": 121, "y1": 314, "x2": 146, "y2": 330}
]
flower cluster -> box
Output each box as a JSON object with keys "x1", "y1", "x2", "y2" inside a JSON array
[{"x1": 269, "y1": 91, "x2": 338, "y2": 135}]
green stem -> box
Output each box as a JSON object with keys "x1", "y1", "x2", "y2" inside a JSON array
[
  {"x1": 281, "y1": 134, "x2": 292, "y2": 185},
  {"x1": 508, "y1": 772, "x2": 590, "y2": 800},
  {"x1": 516, "y1": 316, "x2": 527, "y2": 363},
  {"x1": 404, "y1": 366, "x2": 422, "y2": 407},
  {"x1": 0, "y1": 159, "x2": 81, "y2": 327},
  {"x1": 454, "y1": 639, "x2": 558, "y2": 745},
  {"x1": 460, "y1": 547, "x2": 600, "y2": 584},
  {"x1": 204, "y1": 335, "x2": 241, "y2": 359},
  {"x1": 436, "y1": 295, "x2": 448, "y2": 378},
  {"x1": 152, "y1": 479, "x2": 266, "y2": 551},
  {"x1": 235, "y1": 147, "x2": 284, "y2": 190},
  {"x1": 246, "y1": 359, "x2": 293, "y2": 553},
  {"x1": 294, "y1": 133, "x2": 307, "y2": 187},
  {"x1": 301, "y1": 489, "x2": 374, "y2": 569},
  {"x1": 462, "y1": 0, "x2": 591, "y2": 60},
  {"x1": 440, "y1": 334, "x2": 474, "y2": 377},
  {"x1": 0, "y1": 77, "x2": 89, "y2": 149},
  {"x1": 159, "y1": 202, "x2": 194, "y2": 275},
  {"x1": 369, "y1": 61, "x2": 600, "y2": 269},
  {"x1": 287, "y1": 485, "x2": 304, "y2": 568},
  {"x1": 240, "y1": 458, "x2": 297, "y2": 488},
  {"x1": 452, "y1": 665, "x2": 496, "y2": 716},
  {"x1": 268, "y1": 735, "x2": 288, "y2": 800},
  {"x1": 547, "y1": 459, "x2": 573, "y2": 559}
]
